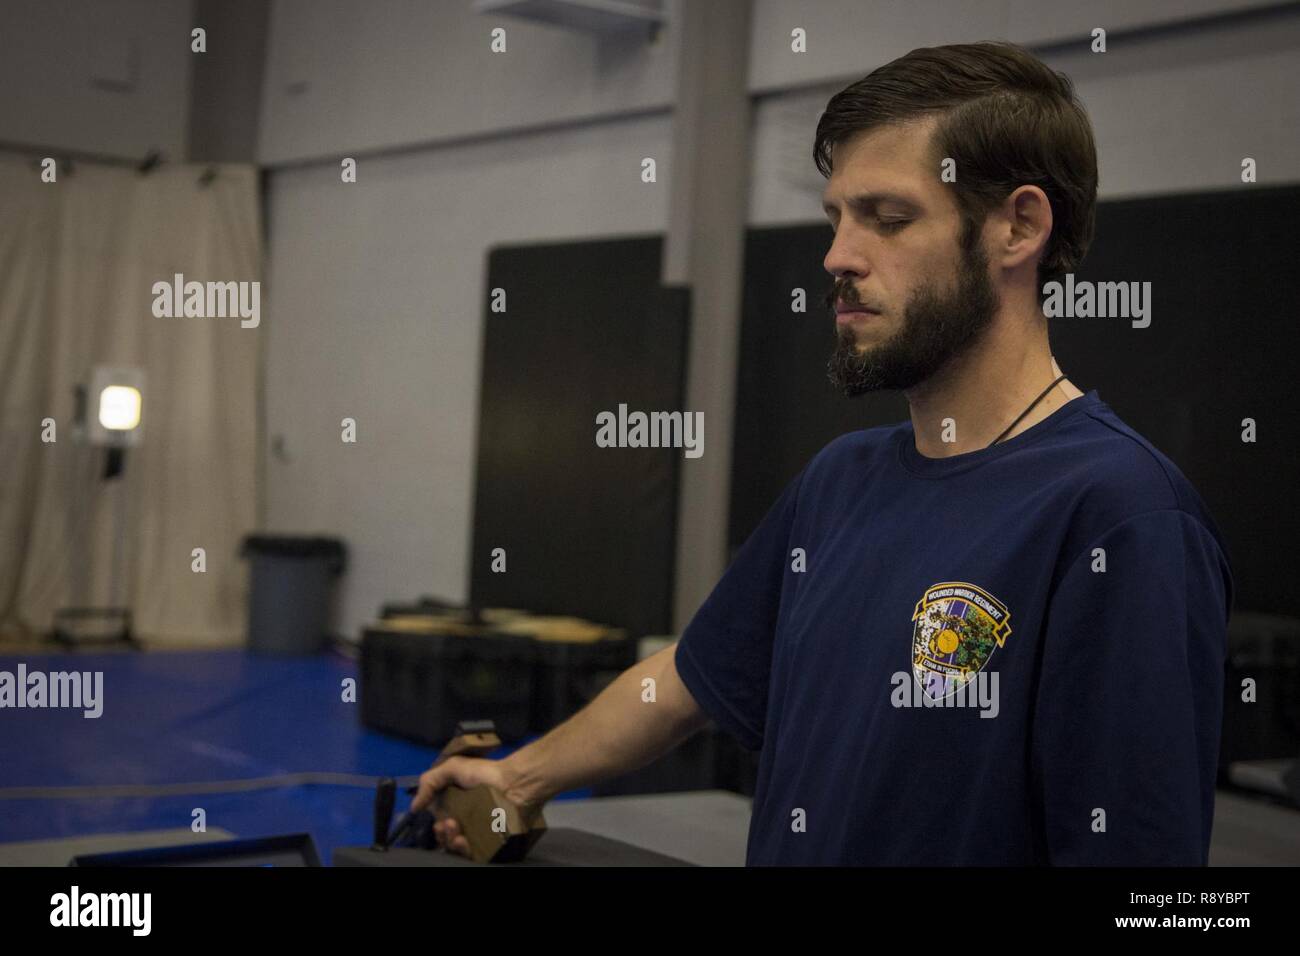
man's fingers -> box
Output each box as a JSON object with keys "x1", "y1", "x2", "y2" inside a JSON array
[
  {"x1": 410, "y1": 762, "x2": 451, "y2": 812},
  {"x1": 432, "y1": 817, "x2": 468, "y2": 856},
  {"x1": 407, "y1": 755, "x2": 488, "y2": 859}
]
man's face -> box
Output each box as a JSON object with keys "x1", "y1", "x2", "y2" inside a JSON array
[{"x1": 820, "y1": 119, "x2": 1000, "y2": 396}]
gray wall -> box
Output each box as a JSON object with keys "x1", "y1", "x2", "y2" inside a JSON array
[
  {"x1": 746, "y1": 0, "x2": 1285, "y2": 91},
  {"x1": 0, "y1": 0, "x2": 194, "y2": 160},
  {"x1": 260, "y1": 1, "x2": 684, "y2": 637},
  {"x1": 751, "y1": 2, "x2": 1300, "y2": 220},
  {"x1": 262, "y1": 112, "x2": 672, "y2": 636},
  {"x1": 189, "y1": 0, "x2": 269, "y2": 163},
  {"x1": 257, "y1": 0, "x2": 679, "y2": 165},
  {"x1": 261, "y1": 0, "x2": 1300, "y2": 640}
]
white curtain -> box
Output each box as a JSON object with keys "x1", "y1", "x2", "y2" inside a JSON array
[{"x1": 0, "y1": 153, "x2": 261, "y2": 646}]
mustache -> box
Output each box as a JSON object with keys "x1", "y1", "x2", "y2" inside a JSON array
[
  {"x1": 824, "y1": 282, "x2": 879, "y2": 312},
  {"x1": 823, "y1": 283, "x2": 848, "y2": 311}
]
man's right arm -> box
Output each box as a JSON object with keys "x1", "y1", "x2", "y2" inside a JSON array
[{"x1": 505, "y1": 641, "x2": 709, "y2": 805}]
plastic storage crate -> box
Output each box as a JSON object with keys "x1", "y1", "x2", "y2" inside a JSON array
[
  {"x1": 360, "y1": 624, "x2": 536, "y2": 744},
  {"x1": 360, "y1": 609, "x2": 634, "y2": 742},
  {"x1": 529, "y1": 634, "x2": 637, "y2": 732}
]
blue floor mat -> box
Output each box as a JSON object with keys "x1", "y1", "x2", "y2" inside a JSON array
[{"x1": 0, "y1": 649, "x2": 585, "y2": 862}]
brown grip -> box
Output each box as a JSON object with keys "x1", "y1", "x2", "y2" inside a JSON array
[{"x1": 431, "y1": 730, "x2": 546, "y2": 863}]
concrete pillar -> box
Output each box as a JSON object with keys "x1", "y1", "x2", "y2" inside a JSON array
[{"x1": 663, "y1": 0, "x2": 753, "y2": 631}]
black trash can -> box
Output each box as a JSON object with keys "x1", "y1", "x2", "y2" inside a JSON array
[{"x1": 240, "y1": 535, "x2": 347, "y2": 655}]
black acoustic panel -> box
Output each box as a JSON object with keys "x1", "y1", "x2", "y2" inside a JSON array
[
  {"x1": 470, "y1": 237, "x2": 688, "y2": 637},
  {"x1": 732, "y1": 186, "x2": 1300, "y2": 615},
  {"x1": 730, "y1": 224, "x2": 908, "y2": 554},
  {"x1": 1051, "y1": 185, "x2": 1300, "y2": 615}
]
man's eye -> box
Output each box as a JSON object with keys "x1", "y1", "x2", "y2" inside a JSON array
[{"x1": 826, "y1": 217, "x2": 908, "y2": 235}]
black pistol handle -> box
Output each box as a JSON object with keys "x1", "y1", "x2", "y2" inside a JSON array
[{"x1": 373, "y1": 777, "x2": 397, "y2": 849}]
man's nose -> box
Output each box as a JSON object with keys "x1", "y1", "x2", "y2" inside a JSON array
[{"x1": 823, "y1": 228, "x2": 870, "y2": 280}]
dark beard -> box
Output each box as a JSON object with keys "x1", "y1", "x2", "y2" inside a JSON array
[{"x1": 826, "y1": 240, "x2": 1000, "y2": 396}]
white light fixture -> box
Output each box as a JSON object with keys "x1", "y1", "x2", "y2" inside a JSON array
[
  {"x1": 99, "y1": 385, "x2": 142, "y2": 431},
  {"x1": 87, "y1": 366, "x2": 145, "y2": 447}
]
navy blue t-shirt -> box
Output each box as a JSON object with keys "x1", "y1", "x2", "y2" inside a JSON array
[{"x1": 675, "y1": 390, "x2": 1233, "y2": 865}]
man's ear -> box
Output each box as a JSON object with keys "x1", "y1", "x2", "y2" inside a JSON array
[{"x1": 998, "y1": 185, "x2": 1053, "y2": 274}]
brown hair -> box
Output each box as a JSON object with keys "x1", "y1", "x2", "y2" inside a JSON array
[{"x1": 814, "y1": 41, "x2": 1098, "y2": 289}]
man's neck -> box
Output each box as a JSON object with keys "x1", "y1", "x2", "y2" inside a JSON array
[{"x1": 904, "y1": 322, "x2": 1084, "y2": 458}]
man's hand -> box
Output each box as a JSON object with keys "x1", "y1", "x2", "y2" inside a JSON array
[
  {"x1": 403, "y1": 644, "x2": 706, "y2": 857},
  {"x1": 409, "y1": 755, "x2": 534, "y2": 857}
]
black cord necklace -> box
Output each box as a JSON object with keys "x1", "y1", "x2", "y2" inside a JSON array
[{"x1": 988, "y1": 374, "x2": 1068, "y2": 448}]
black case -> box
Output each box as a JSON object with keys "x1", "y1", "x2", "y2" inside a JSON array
[
  {"x1": 360, "y1": 622, "x2": 639, "y2": 743},
  {"x1": 530, "y1": 637, "x2": 637, "y2": 733},
  {"x1": 360, "y1": 627, "x2": 536, "y2": 744}
]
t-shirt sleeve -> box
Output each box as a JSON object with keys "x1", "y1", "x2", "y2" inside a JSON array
[
  {"x1": 674, "y1": 467, "x2": 806, "y2": 752},
  {"x1": 1030, "y1": 509, "x2": 1233, "y2": 865}
]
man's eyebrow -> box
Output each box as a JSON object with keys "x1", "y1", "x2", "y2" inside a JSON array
[{"x1": 821, "y1": 192, "x2": 915, "y2": 216}]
